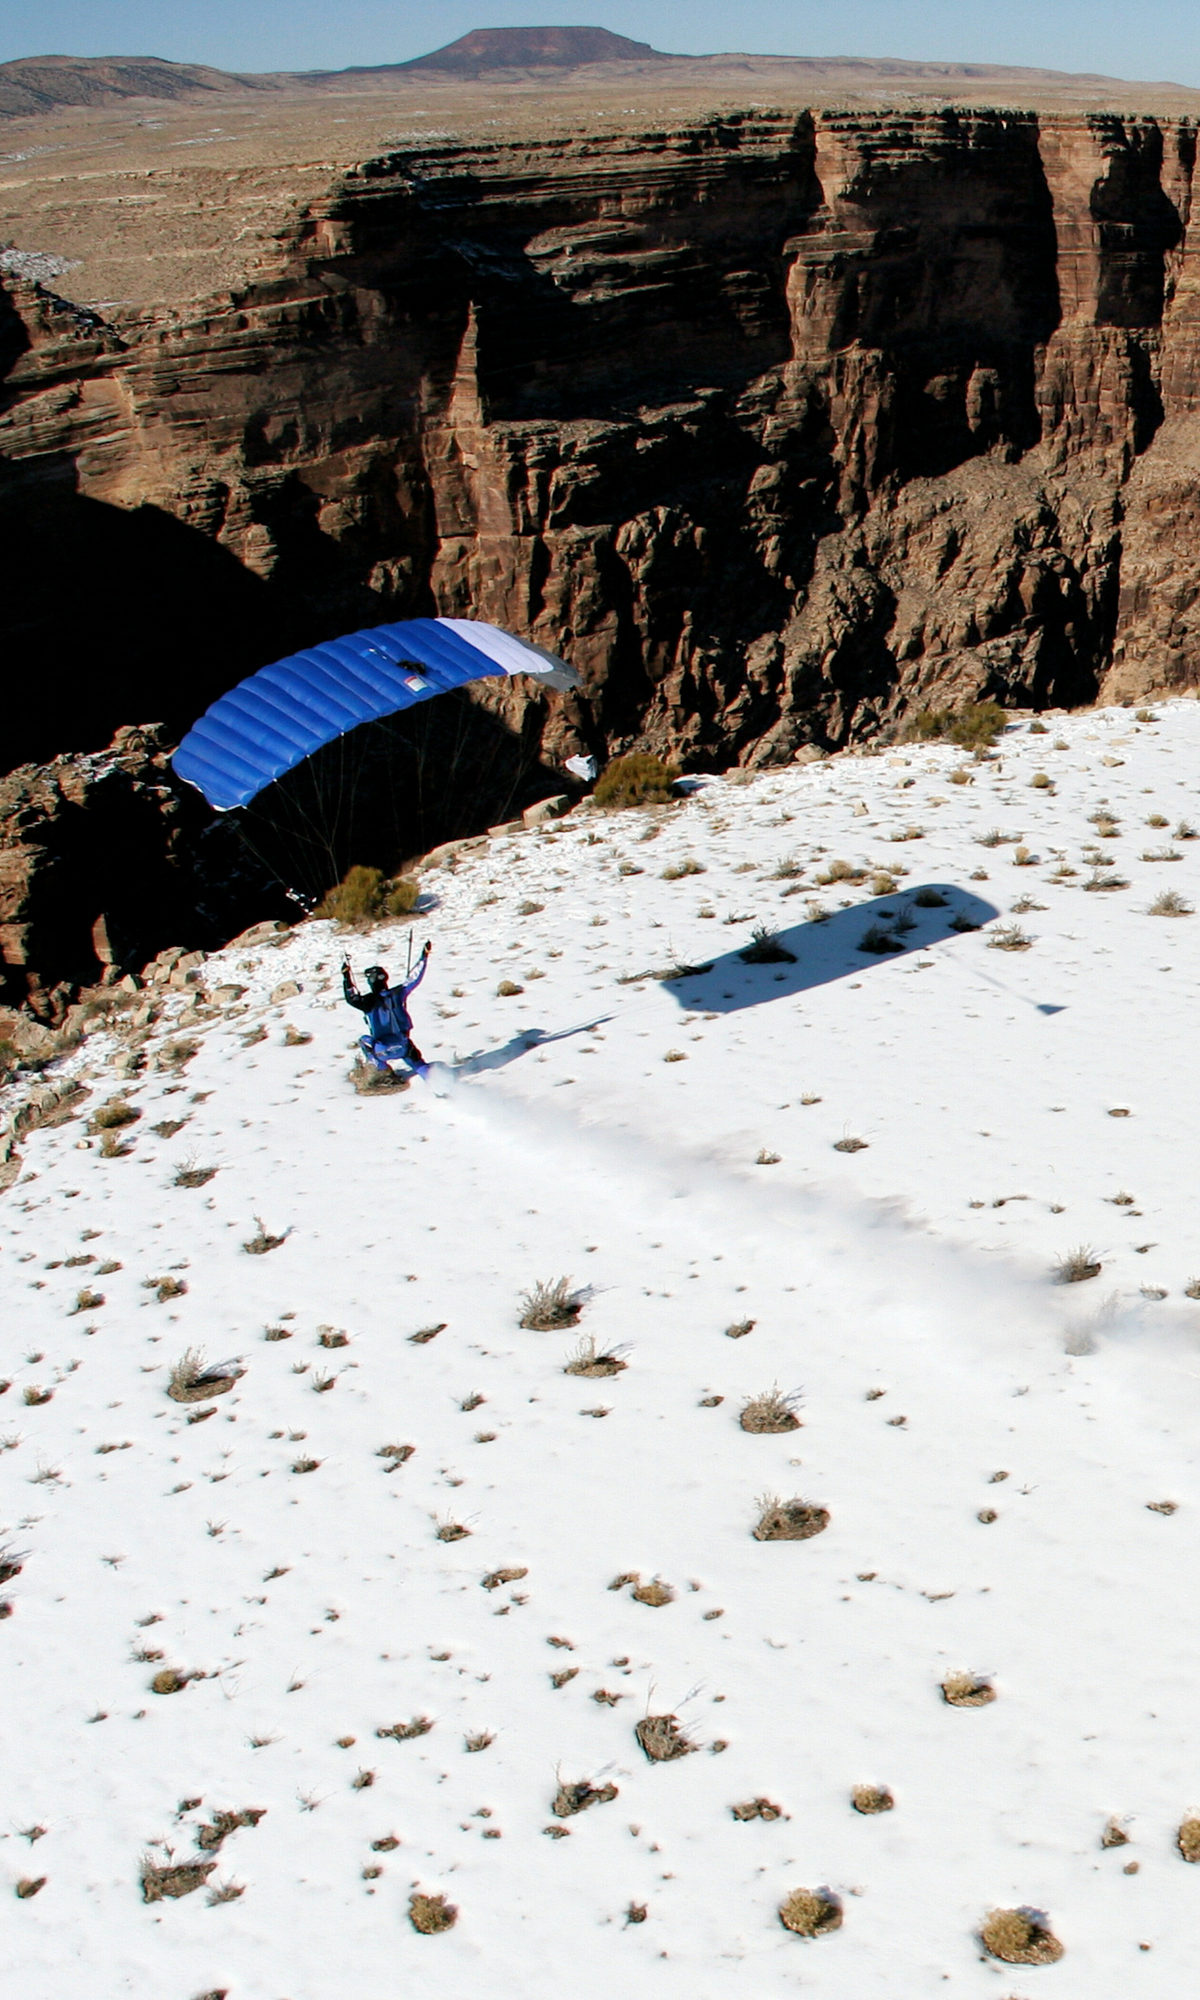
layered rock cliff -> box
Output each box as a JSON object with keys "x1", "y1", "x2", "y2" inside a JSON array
[{"x1": 4, "y1": 105, "x2": 1200, "y2": 1001}]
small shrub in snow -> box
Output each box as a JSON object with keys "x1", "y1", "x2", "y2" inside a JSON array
[
  {"x1": 167, "y1": 1349, "x2": 236, "y2": 1403},
  {"x1": 243, "y1": 1219, "x2": 286, "y2": 1255},
  {"x1": 464, "y1": 1731, "x2": 494, "y2": 1752},
  {"x1": 88, "y1": 1100, "x2": 139, "y2": 1134},
  {"x1": 139, "y1": 1855, "x2": 215, "y2": 1903},
  {"x1": 815, "y1": 857, "x2": 866, "y2": 885},
  {"x1": 1083, "y1": 870, "x2": 1128, "y2": 892},
  {"x1": 408, "y1": 1889, "x2": 457, "y2": 1933},
  {"x1": 979, "y1": 1907, "x2": 1063, "y2": 1964},
  {"x1": 988, "y1": 924, "x2": 1032, "y2": 952},
  {"x1": 1149, "y1": 889, "x2": 1193, "y2": 916},
  {"x1": 833, "y1": 1135, "x2": 868, "y2": 1153},
  {"x1": 752, "y1": 1495, "x2": 829, "y2": 1542},
  {"x1": 377, "y1": 1717, "x2": 433, "y2": 1741},
  {"x1": 913, "y1": 887, "x2": 947, "y2": 907},
  {"x1": 15, "y1": 1876, "x2": 46, "y2": 1898},
  {"x1": 1055, "y1": 1245, "x2": 1101, "y2": 1284},
  {"x1": 316, "y1": 865, "x2": 420, "y2": 926},
  {"x1": 661, "y1": 857, "x2": 705, "y2": 880},
  {"x1": 496, "y1": 979, "x2": 524, "y2": 997},
  {"x1": 739, "y1": 1388, "x2": 801, "y2": 1434},
  {"x1": 635, "y1": 1713, "x2": 694, "y2": 1762},
  {"x1": 631, "y1": 1578, "x2": 675, "y2": 1606},
  {"x1": 940, "y1": 1671, "x2": 995, "y2": 1707},
  {"x1": 564, "y1": 1336, "x2": 626, "y2": 1378},
  {"x1": 173, "y1": 1162, "x2": 216, "y2": 1189},
  {"x1": 519, "y1": 1277, "x2": 581, "y2": 1330},
  {"x1": 1100, "y1": 1815, "x2": 1130, "y2": 1848},
  {"x1": 740, "y1": 926, "x2": 797, "y2": 964},
  {"x1": 593, "y1": 753, "x2": 679, "y2": 810},
  {"x1": 1178, "y1": 1817, "x2": 1200, "y2": 1862},
  {"x1": 909, "y1": 699, "x2": 1006, "y2": 749},
  {"x1": 732, "y1": 1797, "x2": 783, "y2": 1821},
  {"x1": 858, "y1": 923, "x2": 901, "y2": 954},
  {"x1": 726, "y1": 1318, "x2": 756, "y2": 1339},
  {"x1": 778, "y1": 1886, "x2": 843, "y2": 1937},
  {"x1": 851, "y1": 1785, "x2": 894, "y2": 1814},
  {"x1": 435, "y1": 1519, "x2": 470, "y2": 1542},
  {"x1": 351, "y1": 1060, "x2": 409, "y2": 1094},
  {"x1": 552, "y1": 1776, "x2": 619, "y2": 1817}
]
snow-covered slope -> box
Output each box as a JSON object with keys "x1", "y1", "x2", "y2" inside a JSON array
[{"x1": 7, "y1": 700, "x2": 1200, "y2": 1997}]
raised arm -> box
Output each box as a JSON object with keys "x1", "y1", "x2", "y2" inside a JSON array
[
  {"x1": 402, "y1": 941, "x2": 431, "y2": 998},
  {"x1": 342, "y1": 961, "x2": 372, "y2": 1013}
]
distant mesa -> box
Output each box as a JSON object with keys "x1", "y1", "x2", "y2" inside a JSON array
[
  {"x1": 0, "y1": 54, "x2": 267, "y2": 119},
  {"x1": 397, "y1": 27, "x2": 670, "y2": 73}
]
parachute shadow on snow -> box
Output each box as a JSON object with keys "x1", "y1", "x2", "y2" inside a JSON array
[{"x1": 663, "y1": 886, "x2": 1000, "y2": 1013}]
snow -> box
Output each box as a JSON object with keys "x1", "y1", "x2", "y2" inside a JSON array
[{"x1": 6, "y1": 697, "x2": 1200, "y2": 1994}]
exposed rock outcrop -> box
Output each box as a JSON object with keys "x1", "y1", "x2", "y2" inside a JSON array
[{"x1": 5, "y1": 104, "x2": 1200, "y2": 997}]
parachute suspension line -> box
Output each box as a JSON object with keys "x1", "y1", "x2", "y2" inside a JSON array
[{"x1": 229, "y1": 814, "x2": 317, "y2": 918}]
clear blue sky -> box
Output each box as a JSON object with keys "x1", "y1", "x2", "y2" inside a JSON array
[{"x1": 1, "y1": 1, "x2": 1198, "y2": 90}]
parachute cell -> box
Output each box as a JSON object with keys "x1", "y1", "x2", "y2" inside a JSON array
[{"x1": 171, "y1": 617, "x2": 579, "y2": 812}]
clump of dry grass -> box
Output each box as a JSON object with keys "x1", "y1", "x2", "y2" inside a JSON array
[
  {"x1": 833, "y1": 1135, "x2": 868, "y2": 1153},
  {"x1": 377, "y1": 1717, "x2": 433, "y2": 1742},
  {"x1": 636, "y1": 1713, "x2": 694, "y2": 1762},
  {"x1": 979, "y1": 1907, "x2": 1063, "y2": 1964},
  {"x1": 851, "y1": 1785, "x2": 894, "y2": 1814},
  {"x1": 564, "y1": 1336, "x2": 626, "y2": 1378},
  {"x1": 435, "y1": 1519, "x2": 470, "y2": 1542},
  {"x1": 661, "y1": 857, "x2": 706, "y2": 880},
  {"x1": 72, "y1": 1287, "x2": 105, "y2": 1314},
  {"x1": 519, "y1": 1276, "x2": 581, "y2": 1331},
  {"x1": 1055, "y1": 1246, "x2": 1101, "y2": 1284},
  {"x1": 377, "y1": 1442, "x2": 414, "y2": 1469},
  {"x1": 408, "y1": 1889, "x2": 457, "y2": 1934},
  {"x1": 552, "y1": 1776, "x2": 619, "y2": 1817},
  {"x1": 149, "y1": 1666, "x2": 193, "y2": 1695},
  {"x1": 1100, "y1": 1816, "x2": 1130, "y2": 1849},
  {"x1": 1177, "y1": 1817, "x2": 1200, "y2": 1862},
  {"x1": 351, "y1": 1060, "x2": 409, "y2": 1094},
  {"x1": 940, "y1": 1671, "x2": 995, "y2": 1707},
  {"x1": 739, "y1": 1387, "x2": 801, "y2": 1434},
  {"x1": 243, "y1": 1219, "x2": 286, "y2": 1255},
  {"x1": 139, "y1": 1855, "x2": 216, "y2": 1903},
  {"x1": 740, "y1": 926, "x2": 797, "y2": 964},
  {"x1": 731, "y1": 1797, "x2": 783, "y2": 1821},
  {"x1": 752, "y1": 1495, "x2": 829, "y2": 1542},
  {"x1": 88, "y1": 1100, "x2": 140, "y2": 1134},
  {"x1": 858, "y1": 922, "x2": 901, "y2": 955},
  {"x1": 1083, "y1": 870, "x2": 1129, "y2": 892},
  {"x1": 195, "y1": 1807, "x2": 265, "y2": 1852},
  {"x1": 167, "y1": 1349, "x2": 238, "y2": 1403},
  {"x1": 145, "y1": 1274, "x2": 187, "y2": 1303},
  {"x1": 592, "y1": 752, "x2": 679, "y2": 809},
  {"x1": 987, "y1": 924, "x2": 1032, "y2": 952},
  {"x1": 464, "y1": 1731, "x2": 494, "y2": 1752},
  {"x1": 726, "y1": 1318, "x2": 756, "y2": 1339},
  {"x1": 948, "y1": 909, "x2": 981, "y2": 932},
  {"x1": 815, "y1": 857, "x2": 866, "y2": 885},
  {"x1": 316, "y1": 864, "x2": 420, "y2": 926},
  {"x1": 496, "y1": 979, "x2": 524, "y2": 997},
  {"x1": 778, "y1": 1886, "x2": 843, "y2": 1937},
  {"x1": 631, "y1": 1578, "x2": 675, "y2": 1606},
  {"x1": 1149, "y1": 889, "x2": 1193, "y2": 916},
  {"x1": 173, "y1": 1163, "x2": 216, "y2": 1189}
]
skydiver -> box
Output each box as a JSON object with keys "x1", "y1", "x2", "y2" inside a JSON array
[{"x1": 342, "y1": 945, "x2": 431, "y2": 1075}]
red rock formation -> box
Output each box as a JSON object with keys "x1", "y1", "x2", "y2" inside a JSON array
[{"x1": 4, "y1": 105, "x2": 1200, "y2": 994}]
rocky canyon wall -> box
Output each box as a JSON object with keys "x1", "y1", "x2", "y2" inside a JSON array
[{"x1": 4, "y1": 105, "x2": 1200, "y2": 1000}]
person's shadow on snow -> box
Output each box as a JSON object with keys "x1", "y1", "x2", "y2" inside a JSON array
[
  {"x1": 656, "y1": 885, "x2": 1002, "y2": 1014},
  {"x1": 449, "y1": 1016, "x2": 614, "y2": 1077}
]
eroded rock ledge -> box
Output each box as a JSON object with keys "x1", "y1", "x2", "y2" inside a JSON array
[{"x1": 4, "y1": 105, "x2": 1200, "y2": 997}]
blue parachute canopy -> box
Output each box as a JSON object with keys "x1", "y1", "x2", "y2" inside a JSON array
[{"x1": 171, "y1": 617, "x2": 580, "y2": 813}]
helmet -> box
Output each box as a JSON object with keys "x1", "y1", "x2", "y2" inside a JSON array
[{"x1": 365, "y1": 965, "x2": 387, "y2": 984}]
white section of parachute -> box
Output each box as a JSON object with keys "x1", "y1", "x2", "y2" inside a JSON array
[{"x1": 436, "y1": 618, "x2": 580, "y2": 690}]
